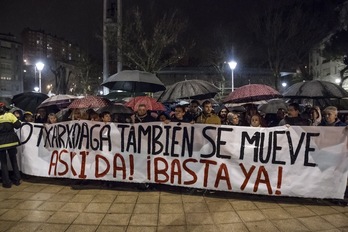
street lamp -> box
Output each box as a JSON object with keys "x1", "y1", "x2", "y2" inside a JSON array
[
  {"x1": 35, "y1": 62, "x2": 45, "y2": 93},
  {"x1": 228, "y1": 61, "x2": 237, "y2": 92}
]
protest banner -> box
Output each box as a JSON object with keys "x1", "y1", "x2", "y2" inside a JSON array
[{"x1": 17, "y1": 120, "x2": 348, "y2": 199}]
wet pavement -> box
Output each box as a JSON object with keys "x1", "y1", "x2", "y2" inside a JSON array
[{"x1": 0, "y1": 174, "x2": 347, "y2": 232}]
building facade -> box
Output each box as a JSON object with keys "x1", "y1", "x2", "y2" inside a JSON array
[
  {"x1": 0, "y1": 33, "x2": 23, "y2": 97},
  {"x1": 22, "y1": 28, "x2": 82, "y2": 65},
  {"x1": 21, "y1": 28, "x2": 84, "y2": 93},
  {"x1": 309, "y1": 45, "x2": 346, "y2": 87},
  {"x1": 308, "y1": 0, "x2": 348, "y2": 89}
]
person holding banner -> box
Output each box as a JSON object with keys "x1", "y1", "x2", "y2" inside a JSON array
[
  {"x1": 170, "y1": 105, "x2": 191, "y2": 123},
  {"x1": 195, "y1": 100, "x2": 221, "y2": 125},
  {"x1": 278, "y1": 103, "x2": 310, "y2": 126},
  {"x1": 0, "y1": 102, "x2": 22, "y2": 188},
  {"x1": 132, "y1": 104, "x2": 156, "y2": 123},
  {"x1": 319, "y1": 106, "x2": 347, "y2": 126}
]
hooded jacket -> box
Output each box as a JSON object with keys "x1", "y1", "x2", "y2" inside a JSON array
[{"x1": 0, "y1": 112, "x2": 21, "y2": 150}]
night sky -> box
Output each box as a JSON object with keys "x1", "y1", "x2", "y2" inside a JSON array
[
  {"x1": 0, "y1": 0, "x2": 103, "y2": 59},
  {"x1": 0, "y1": 0, "x2": 342, "y2": 64},
  {"x1": 0, "y1": 0, "x2": 249, "y2": 61}
]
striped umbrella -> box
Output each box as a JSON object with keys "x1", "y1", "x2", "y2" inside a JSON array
[
  {"x1": 223, "y1": 84, "x2": 282, "y2": 104},
  {"x1": 68, "y1": 96, "x2": 111, "y2": 109},
  {"x1": 125, "y1": 96, "x2": 166, "y2": 111}
]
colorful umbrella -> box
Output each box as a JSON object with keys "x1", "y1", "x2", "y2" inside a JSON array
[
  {"x1": 0, "y1": 96, "x2": 12, "y2": 107},
  {"x1": 125, "y1": 96, "x2": 166, "y2": 111},
  {"x1": 68, "y1": 96, "x2": 111, "y2": 109},
  {"x1": 223, "y1": 84, "x2": 282, "y2": 104}
]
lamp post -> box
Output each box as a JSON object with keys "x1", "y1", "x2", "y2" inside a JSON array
[
  {"x1": 228, "y1": 61, "x2": 237, "y2": 92},
  {"x1": 35, "y1": 62, "x2": 44, "y2": 93}
]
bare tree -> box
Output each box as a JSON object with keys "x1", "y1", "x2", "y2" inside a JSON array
[
  {"x1": 106, "y1": 6, "x2": 193, "y2": 73},
  {"x1": 322, "y1": 29, "x2": 348, "y2": 86},
  {"x1": 50, "y1": 61, "x2": 74, "y2": 94},
  {"x1": 73, "y1": 56, "x2": 102, "y2": 95},
  {"x1": 249, "y1": 0, "x2": 338, "y2": 89}
]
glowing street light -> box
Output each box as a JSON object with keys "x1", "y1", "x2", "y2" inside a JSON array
[
  {"x1": 228, "y1": 61, "x2": 237, "y2": 92},
  {"x1": 35, "y1": 62, "x2": 45, "y2": 93},
  {"x1": 282, "y1": 82, "x2": 287, "y2": 87}
]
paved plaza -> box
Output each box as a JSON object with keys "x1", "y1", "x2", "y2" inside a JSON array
[{"x1": 0, "y1": 175, "x2": 347, "y2": 232}]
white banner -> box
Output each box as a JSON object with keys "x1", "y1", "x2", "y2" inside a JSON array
[{"x1": 17, "y1": 121, "x2": 348, "y2": 199}]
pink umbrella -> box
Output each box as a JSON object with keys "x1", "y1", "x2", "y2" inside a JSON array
[
  {"x1": 223, "y1": 84, "x2": 282, "y2": 104},
  {"x1": 68, "y1": 96, "x2": 111, "y2": 109},
  {"x1": 125, "y1": 96, "x2": 166, "y2": 111}
]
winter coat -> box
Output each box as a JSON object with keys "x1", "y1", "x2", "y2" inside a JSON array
[
  {"x1": 319, "y1": 119, "x2": 347, "y2": 127},
  {"x1": 195, "y1": 113, "x2": 221, "y2": 125},
  {"x1": 0, "y1": 112, "x2": 21, "y2": 150}
]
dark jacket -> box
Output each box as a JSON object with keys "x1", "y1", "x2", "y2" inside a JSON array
[
  {"x1": 319, "y1": 119, "x2": 347, "y2": 127},
  {"x1": 134, "y1": 113, "x2": 156, "y2": 123},
  {"x1": 0, "y1": 112, "x2": 21, "y2": 150},
  {"x1": 278, "y1": 116, "x2": 310, "y2": 126},
  {"x1": 170, "y1": 115, "x2": 191, "y2": 123}
]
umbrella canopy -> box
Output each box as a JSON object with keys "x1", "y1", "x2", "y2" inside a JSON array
[
  {"x1": 103, "y1": 91, "x2": 146, "y2": 101},
  {"x1": 38, "y1": 94, "x2": 78, "y2": 109},
  {"x1": 56, "y1": 108, "x2": 72, "y2": 122},
  {"x1": 283, "y1": 80, "x2": 348, "y2": 99},
  {"x1": 158, "y1": 79, "x2": 220, "y2": 103},
  {"x1": 101, "y1": 70, "x2": 166, "y2": 93},
  {"x1": 125, "y1": 96, "x2": 166, "y2": 111},
  {"x1": 258, "y1": 99, "x2": 288, "y2": 114},
  {"x1": 0, "y1": 96, "x2": 12, "y2": 107},
  {"x1": 68, "y1": 96, "x2": 111, "y2": 109},
  {"x1": 223, "y1": 84, "x2": 282, "y2": 104},
  {"x1": 226, "y1": 105, "x2": 246, "y2": 113},
  {"x1": 97, "y1": 104, "x2": 134, "y2": 115},
  {"x1": 12, "y1": 92, "x2": 49, "y2": 113}
]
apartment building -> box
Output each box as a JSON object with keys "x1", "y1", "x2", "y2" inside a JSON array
[
  {"x1": 0, "y1": 33, "x2": 23, "y2": 97},
  {"x1": 308, "y1": 1, "x2": 348, "y2": 89},
  {"x1": 21, "y1": 28, "x2": 84, "y2": 92}
]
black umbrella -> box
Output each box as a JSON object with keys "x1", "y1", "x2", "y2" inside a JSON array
[
  {"x1": 12, "y1": 92, "x2": 48, "y2": 113},
  {"x1": 101, "y1": 70, "x2": 166, "y2": 93},
  {"x1": 158, "y1": 79, "x2": 220, "y2": 103},
  {"x1": 283, "y1": 80, "x2": 348, "y2": 99},
  {"x1": 258, "y1": 99, "x2": 288, "y2": 114}
]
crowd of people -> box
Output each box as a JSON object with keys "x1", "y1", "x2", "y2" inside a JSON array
[
  {"x1": 0, "y1": 98, "x2": 347, "y2": 189},
  {"x1": 6, "y1": 99, "x2": 348, "y2": 128}
]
